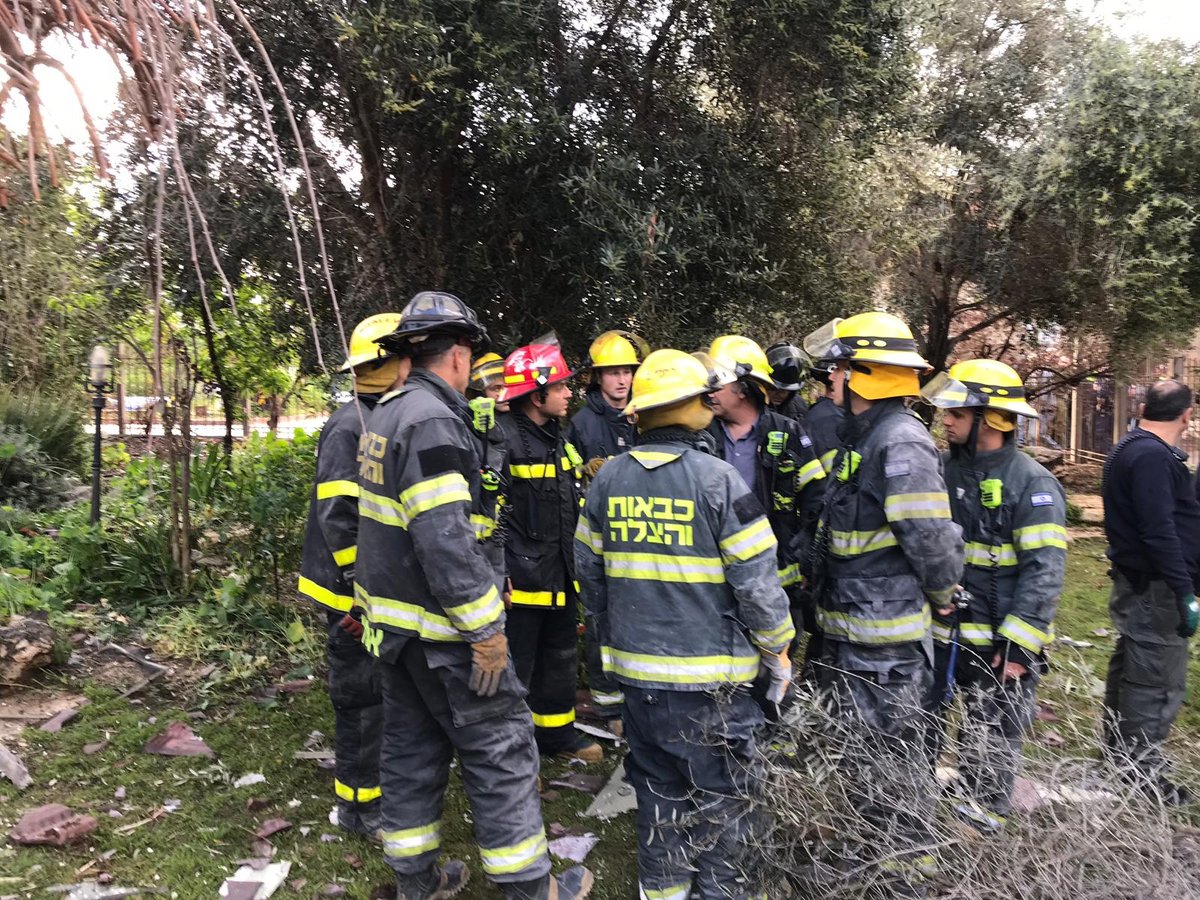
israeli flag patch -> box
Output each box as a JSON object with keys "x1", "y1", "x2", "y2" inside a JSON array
[
  {"x1": 800, "y1": 435, "x2": 812, "y2": 448},
  {"x1": 1030, "y1": 491, "x2": 1054, "y2": 507},
  {"x1": 884, "y1": 460, "x2": 911, "y2": 477},
  {"x1": 956, "y1": 487, "x2": 966, "y2": 499}
]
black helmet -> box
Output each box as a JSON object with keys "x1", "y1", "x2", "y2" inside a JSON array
[
  {"x1": 377, "y1": 291, "x2": 490, "y2": 354},
  {"x1": 765, "y1": 341, "x2": 807, "y2": 392}
]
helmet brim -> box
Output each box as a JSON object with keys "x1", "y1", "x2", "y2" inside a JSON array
[{"x1": 498, "y1": 369, "x2": 575, "y2": 402}]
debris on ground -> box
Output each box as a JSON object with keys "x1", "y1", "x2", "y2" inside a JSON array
[
  {"x1": 1057, "y1": 636, "x2": 1094, "y2": 649},
  {"x1": 291, "y1": 751, "x2": 335, "y2": 761},
  {"x1": 254, "y1": 818, "x2": 292, "y2": 840},
  {"x1": 245, "y1": 797, "x2": 270, "y2": 812},
  {"x1": 9, "y1": 803, "x2": 98, "y2": 846},
  {"x1": 1040, "y1": 727, "x2": 1066, "y2": 748},
  {"x1": 0, "y1": 742, "x2": 31, "y2": 789},
  {"x1": 583, "y1": 761, "x2": 638, "y2": 820},
  {"x1": 548, "y1": 773, "x2": 605, "y2": 794},
  {"x1": 142, "y1": 722, "x2": 213, "y2": 758},
  {"x1": 574, "y1": 722, "x2": 621, "y2": 743},
  {"x1": 548, "y1": 833, "x2": 599, "y2": 863},
  {"x1": 40, "y1": 700, "x2": 89, "y2": 733},
  {"x1": 0, "y1": 614, "x2": 55, "y2": 682},
  {"x1": 219, "y1": 861, "x2": 291, "y2": 900},
  {"x1": 233, "y1": 773, "x2": 267, "y2": 788},
  {"x1": 276, "y1": 680, "x2": 312, "y2": 694},
  {"x1": 82, "y1": 741, "x2": 108, "y2": 755},
  {"x1": 48, "y1": 883, "x2": 158, "y2": 900},
  {"x1": 319, "y1": 886, "x2": 346, "y2": 897}
]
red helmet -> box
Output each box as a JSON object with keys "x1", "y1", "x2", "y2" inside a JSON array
[{"x1": 500, "y1": 343, "x2": 574, "y2": 402}]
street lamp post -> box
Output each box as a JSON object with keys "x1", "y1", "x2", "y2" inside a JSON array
[{"x1": 86, "y1": 345, "x2": 116, "y2": 526}]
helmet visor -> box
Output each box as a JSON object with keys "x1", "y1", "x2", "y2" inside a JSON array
[
  {"x1": 691, "y1": 351, "x2": 737, "y2": 391},
  {"x1": 920, "y1": 372, "x2": 976, "y2": 409},
  {"x1": 802, "y1": 319, "x2": 847, "y2": 366}
]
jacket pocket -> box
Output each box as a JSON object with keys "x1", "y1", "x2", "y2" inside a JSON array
[
  {"x1": 822, "y1": 573, "x2": 928, "y2": 645},
  {"x1": 423, "y1": 644, "x2": 526, "y2": 728}
]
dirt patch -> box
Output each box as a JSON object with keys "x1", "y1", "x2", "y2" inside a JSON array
[{"x1": 0, "y1": 690, "x2": 87, "y2": 742}]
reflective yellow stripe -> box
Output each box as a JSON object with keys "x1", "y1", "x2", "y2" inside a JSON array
[
  {"x1": 479, "y1": 831, "x2": 549, "y2": 875},
  {"x1": 510, "y1": 589, "x2": 568, "y2": 607},
  {"x1": 398, "y1": 473, "x2": 471, "y2": 521},
  {"x1": 604, "y1": 551, "x2": 726, "y2": 584},
  {"x1": 382, "y1": 822, "x2": 440, "y2": 859},
  {"x1": 819, "y1": 448, "x2": 838, "y2": 474},
  {"x1": 602, "y1": 647, "x2": 760, "y2": 685},
  {"x1": 1013, "y1": 523, "x2": 1068, "y2": 551},
  {"x1": 317, "y1": 479, "x2": 360, "y2": 500},
  {"x1": 443, "y1": 584, "x2": 504, "y2": 632},
  {"x1": 332, "y1": 545, "x2": 357, "y2": 567},
  {"x1": 335, "y1": 780, "x2": 382, "y2": 803},
  {"x1": 574, "y1": 517, "x2": 605, "y2": 555},
  {"x1": 640, "y1": 885, "x2": 692, "y2": 900},
  {"x1": 718, "y1": 517, "x2": 776, "y2": 564},
  {"x1": 960, "y1": 622, "x2": 995, "y2": 645},
  {"x1": 531, "y1": 709, "x2": 575, "y2": 728},
  {"x1": 884, "y1": 491, "x2": 951, "y2": 521},
  {"x1": 829, "y1": 527, "x2": 898, "y2": 557},
  {"x1": 592, "y1": 690, "x2": 624, "y2": 707},
  {"x1": 752, "y1": 619, "x2": 796, "y2": 649},
  {"x1": 297, "y1": 576, "x2": 353, "y2": 612},
  {"x1": 359, "y1": 488, "x2": 408, "y2": 528},
  {"x1": 471, "y1": 513, "x2": 497, "y2": 540},
  {"x1": 932, "y1": 621, "x2": 953, "y2": 643},
  {"x1": 795, "y1": 457, "x2": 825, "y2": 490},
  {"x1": 778, "y1": 562, "x2": 803, "y2": 587},
  {"x1": 965, "y1": 541, "x2": 1017, "y2": 567},
  {"x1": 630, "y1": 450, "x2": 681, "y2": 464},
  {"x1": 355, "y1": 583, "x2": 466, "y2": 642},
  {"x1": 998, "y1": 614, "x2": 1050, "y2": 654},
  {"x1": 816, "y1": 606, "x2": 930, "y2": 644},
  {"x1": 510, "y1": 463, "x2": 557, "y2": 479}
]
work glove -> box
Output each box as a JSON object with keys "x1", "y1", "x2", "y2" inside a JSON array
[
  {"x1": 468, "y1": 631, "x2": 509, "y2": 697},
  {"x1": 759, "y1": 647, "x2": 792, "y2": 706},
  {"x1": 1178, "y1": 594, "x2": 1199, "y2": 639},
  {"x1": 338, "y1": 613, "x2": 364, "y2": 640},
  {"x1": 584, "y1": 457, "x2": 607, "y2": 480}
]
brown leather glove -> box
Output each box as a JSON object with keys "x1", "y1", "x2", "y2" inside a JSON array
[
  {"x1": 468, "y1": 632, "x2": 509, "y2": 697},
  {"x1": 339, "y1": 614, "x2": 364, "y2": 639},
  {"x1": 584, "y1": 457, "x2": 608, "y2": 479}
]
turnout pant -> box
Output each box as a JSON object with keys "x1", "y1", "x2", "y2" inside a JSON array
[
  {"x1": 818, "y1": 640, "x2": 936, "y2": 874},
  {"x1": 925, "y1": 638, "x2": 1038, "y2": 818},
  {"x1": 326, "y1": 612, "x2": 383, "y2": 813},
  {"x1": 507, "y1": 603, "x2": 580, "y2": 752},
  {"x1": 1104, "y1": 575, "x2": 1190, "y2": 780},
  {"x1": 623, "y1": 684, "x2": 764, "y2": 900},
  {"x1": 377, "y1": 637, "x2": 550, "y2": 886}
]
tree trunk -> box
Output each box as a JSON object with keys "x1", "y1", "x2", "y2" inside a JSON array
[{"x1": 194, "y1": 292, "x2": 236, "y2": 457}]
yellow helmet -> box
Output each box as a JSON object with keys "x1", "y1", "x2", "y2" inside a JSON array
[
  {"x1": 339, "y1": 313, "x2": 403, "y2": 372},
  {"x1": 587, "y1": 330, "x2": 649, "y2": 369},
  {"x1": 623, "y1": 349, "x2": 715, "y2": 416},
  {"x1": 469, "y1": 352, "x2": 505, "y2": 393},
  {"x1": 923, "y1": 359, "x2": 1038, "y2": 426},
  {"x1": 707, "y1": 335, "x2": 774, "y2": 389},
  {"x1": 806, "y1": 312, "x2": 931, "y2": 371}
]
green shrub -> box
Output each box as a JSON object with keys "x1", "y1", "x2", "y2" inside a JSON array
[
  {"x1": 1066, "y1": 501, "x2": 1084, "y2": 527},
  {"x1": 0, "y1": 426, "x2": 77, "y2": 509},
  {"x1": 0, "y1": 387, "x2": 85, "y2": 472}
]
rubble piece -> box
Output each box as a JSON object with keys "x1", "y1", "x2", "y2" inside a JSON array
[
  {"x1": 82, "y1": 741, "x2": 108, "y2": 756},
  {"x1": 59, "y1": 883, "x2": 157, "y2": 900},
  {"x1": 246, "y1": 797, "x2": 270, "y2": 812},
  {"x1": 302, "y1": 731, "x2": 325, "y2": 750},
  {"x1": 40, "y1": 701, "x2": 89, "y2": 733},
  {"x1": 254, "y1": 819, "x2": 292, "y2": 840},
  {"x1": 0, "y1": 742, "x2": 31, "y2": 789},
  {"x1": 142, "y1": 722, "x2": 213, "y2": 758},
  {"x1": 548, "y1": 833, "x2": 598, "y2": 863},
  {"x1": 8, "y1": 803, "x2": 98, "y2": 846},
  {"x1": 548, "y1": 773, "x2": 606, "y2": 795},
  {"x1": 277, "y1": 680, "x2": 312, "y2": 694},
  {"x1": 574, "y1": 722, "x2": 621, "y2": 743},
  {"x1": 583, "y1": 761, "x2": 638, "y2": 820},
  {"x1": 291, "y1": 751, "x2": 336, "y2": 761},
  {"x1": 319, "y1": 886, "x2": 346, "y2": 897},
  {"x1": 234, "y1": 773, "x2": 267, "y2": 788},
  {"x1": 218, "y1": 862, "x2": 291, "y2": 900},
  {"x1": 0, "y1": 615, "x2": 55, "y2": 683}
]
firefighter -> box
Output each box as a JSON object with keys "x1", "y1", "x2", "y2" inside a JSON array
[
  {"x1": 804, "y1": 312, "x2": 963, "y2": 893},
  {"x1": 355, "y1": 293, "x2": 592, "y2": 900},
  {"x1": 469, "y1": 352, "x2": 509, "y2": 412},
  {"x1": 704, "y1": 335, "x2": 825, "y2": 661},
  {"x1": 497, "y1": 340, "x2": 603, "y2": 764},
  {"x1": 566, "y1": 329, "x2": 649, "y2": 475},
  {"x1": 765, "y1": 341, "x2": 811, "y2": 424},
  {"x1": 799, "y1": 332, "x2": 844, "y2": 474},
  {"x1": 575, "y1": 348, "x2": 794, "y2": 900},
  {"x1": 922, "y1": 359, "x2": 1067, "y2": 831},
  {"x1": 297, "y1": 312, "x2": 405, "y2": 837}
]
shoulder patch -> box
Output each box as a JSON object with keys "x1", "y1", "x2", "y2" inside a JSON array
[
  {"x1": 733, "y1": 492, "x2": 766, "y2": 525},
  {"x1": 1030, "y1": 491, "x2": 1055, "y2": 507},
  {"x1": 884, "y1": 460, "x2": 911, "y2": 477},
  {"x1": 418, "y1": 445, "x2": 475, "y2": 477},
  {"x1": 800, "y1": 434, "x2": 813, "y2": 448}
]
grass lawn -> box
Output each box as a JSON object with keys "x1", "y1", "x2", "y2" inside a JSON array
[{"x1": 0, "y1": 538, "x2": 1193, "y2": 898}]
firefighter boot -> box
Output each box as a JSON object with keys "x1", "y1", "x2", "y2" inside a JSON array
[
  {"x1": 554, "y1": 733, "x2": 603, "y2": 765},
  {"x1": 395, "y1": 860, "x2": 469, "y2": 900},
  {"x1": 502, "y1": 866, "x2": 595, "y2": 899}
]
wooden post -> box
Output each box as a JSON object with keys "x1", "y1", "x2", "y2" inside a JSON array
[{"x1": 115, "y1": 342, "x2": 127, "y2": 438}]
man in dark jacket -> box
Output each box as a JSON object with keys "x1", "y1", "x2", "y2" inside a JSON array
[
  {"x1": 498, "y1": 340, "x2": 602, "y2": 764},
  {"x1": 1102, "y1": 379, "x2": 1200, "y2": 804},
  {"x1": 298, "y1": 312, "x2": 403, "y2": 837},
  {"x1": 567, "y1": 330, "x2": 648, "y2": 476},
  {"x1": 765, "y1": 341, "x2": 811, "y2": 425},
  {"x1": 357, "y1": 294, "x2": 593, "y2": 900},
  {"x1": 802, "y1": 367, "x2": 844, "y2": 474}
]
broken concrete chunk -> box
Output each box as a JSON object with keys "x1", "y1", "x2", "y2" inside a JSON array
[
  {"x1": 583, "y1": 760, "x2": 638, "y2": 820},
  {"x1": 0, "y1": 743, "x2": 31, "y2": 790},
  {"x1": 548, "y1": 773, "x2": 605, "y2": 795},
  {"x1": 254, "y1": 818, "x2": 292, "y2": 840},
  {"x1": 142, "y1": 722, "x2": 213, "y2": 758},
  {"x1": 40, "y1": 702, "x2": 88, "y2": 733},
  {"x1": 0, "y1": 615, "x2": 55, "y2": 683},
  {"x1": 548, "y1": 833, "x2": 599, "y2": 863},
  {"x1": 82, "y1": 741, "x2": 109, "y2": 756},
  {"x1": 233, "y1": 773, "x2": 266, "y2": 788},
  {"x1": 218, "y1": 861, "x2": 290, "y2": 900},
  {"x1": 9, "y1": 803, "x2": 98, "y2": 846}
]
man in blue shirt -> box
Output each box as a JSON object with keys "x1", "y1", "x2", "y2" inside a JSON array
[{"x1": 1102, "y1": 379, "x2": 1200, "y2": 805}]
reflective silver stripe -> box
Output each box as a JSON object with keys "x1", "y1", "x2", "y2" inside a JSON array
[
  {"x1": 1013, "y1": 523, "x2": 1068, "y2": 551},
  {"x1": 359, "y1": 489, "x2": 407, "y2": 527},
  {"x1": 574, "y1": 517, "x2": 605, "y2": 555},
  {"x1": 355, "y1": 584, "x2": 464, "y2": 642},
  {"x1": 478, "y1": 831, "x2": 548, "y2": 875},
  {"x1": 592, "y1": 690, "x2": 625, "y2": 707},
  {"x1": 719, "y1": 517, "x2": 776, "y2": 563},
  {"x1": 959, "y1": 623, "x2": 995, "y2": 645},
  {"x1": 817, "y1": 607, "x2": 931, "y2": 644},
  {"x1": 604, "y1": 552, "x2": 726, "y2": 584},
  {"x1": 382, "y1": 822, "x2": 440, "y2": 858},
  {"x1": 998, "y1": 614, "x2": 1050, "y2": 653},
  {"x1": 829, "y1": 528, "x2": 898, "y2": 556},
  {"x1": 964, "y1": 541, "x2": 1017, "y2": 567},
  {"x1": 640, "y1": 885, "x2": 692, "y2": 900},
  {"x1": 602, "y1": 647, "x2": 760, "y2": 685}
]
